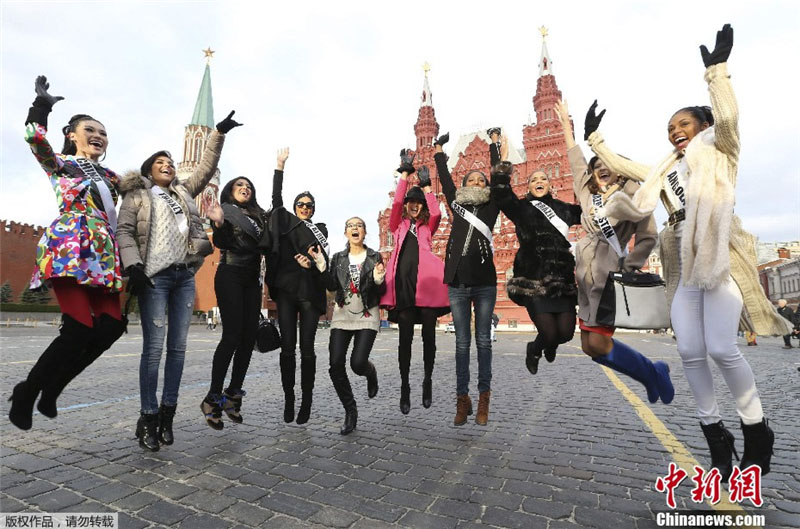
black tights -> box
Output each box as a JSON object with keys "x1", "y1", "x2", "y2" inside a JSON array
[
  {"x1": 397, "y1": 307, "x2": 438, "y2": 383},
  {"x1": 527, "y1": 309, "x2": 576, "y2": 355},
  {"x1": 277, "y1": 295, "x2": 320, "y2": 360},
  {"x1": 329, "y1": 329, "x2": 377, "y2": 377}
]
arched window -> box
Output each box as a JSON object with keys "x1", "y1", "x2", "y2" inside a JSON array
[
  {"x1": 193, "y1": 132, "x2": 204, "y2": 162},
  {"x1": 555, "y1": 163, "x2": 560, "y2": 178}
]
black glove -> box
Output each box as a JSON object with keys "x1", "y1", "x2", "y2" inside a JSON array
[
  {"x1": 700, "y1": 23, "x2": 733, "y2": 68},
  {"x1": 26, "y1": 76, "x2": 64, "y2": 127},
  {"x1": 584, "y1": 100, "x2": 606, "y2": 141},
  {"x1": 398, "y1": 148, "x2": 415, "y2": 175},
  {"x1": 216, "y1": 110, "x2": 243, "y2": 133},
  {"x1": 417, "y1": 166, "x2": 431, "y2": 187},
  {"x1": 486, "y1": 127, "x2": 501, "y2": 138},
  {"x1": 126, "y1": 264, "x2": 154, "y2": 295},
  {"x1": 434, "y1": 132, "x2": 450, "y2": 146},
  {"x1": 491, "y1": 161, "x2": 513, "y2": 185}
]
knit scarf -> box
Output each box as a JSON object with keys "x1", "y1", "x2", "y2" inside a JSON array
[{"x1": 454, "y1": 186, "x2": 490, "y2": 206}]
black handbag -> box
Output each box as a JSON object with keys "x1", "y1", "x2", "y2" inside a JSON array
[
  {"x1": 255, "y1": 313, "x2": 281, "y2": 353},
  {"x1": 595, "y1": 270, "x2": 670, "y2": 330}
]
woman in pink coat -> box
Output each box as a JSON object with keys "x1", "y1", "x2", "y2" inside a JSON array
[{"x1": 381, "y1": 150, "x2": 449, "y2": 415}]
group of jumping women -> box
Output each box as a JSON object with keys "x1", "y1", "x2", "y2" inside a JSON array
[{"x1": 8, "y1": 24, "x2": 790, "y2": 481}]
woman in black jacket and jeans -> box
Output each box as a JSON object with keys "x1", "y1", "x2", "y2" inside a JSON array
[
  {"x1": 266, "y1": 148, "x2": 328, "y2": 425},
  {"x1": 310, "y1": 217, "x2": 385, "y2": 435},
  {"x1": 434, "y1": 130, "x2": 501, "y2": 426},
  {"x1": 491, "y1": 139, "x2": 582, "y2": 376},
  {"x1": 201, "y1": 176, "x2": 270, "y2": 429}
]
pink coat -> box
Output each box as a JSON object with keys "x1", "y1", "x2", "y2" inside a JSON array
[{"x1": 380, "y1": 178, "x2": 449, "y2": 309}]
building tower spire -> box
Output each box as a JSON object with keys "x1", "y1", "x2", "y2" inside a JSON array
[
  {"x1": 413, "y1": 61, "x2": 441, "y2": 192},
  {"x1": 178, "y1": 48, "x2": 221, "y2": 219},
  {"x1": 538, "y1": 26, "x2": 553, "y2": 76}
]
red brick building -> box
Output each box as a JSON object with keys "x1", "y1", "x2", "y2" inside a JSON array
[
  {"x1": 377, "y1": 31, "x2": 577, "y2": 327},
  {"x1": 0, "y1": 220, "x2": 55, "y2": 305}
]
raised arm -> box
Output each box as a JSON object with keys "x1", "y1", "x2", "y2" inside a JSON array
[
  {"x1": 425, "y1": 184, "x2": 441, "y2": 233},
  {"x1": 555, "y1": 99, "x2": 592, "y2": 196},
  {"x1": 24, "y1": 76, "x2": 66, "y2": 176},
  {"x1": 272, "y1": 147, "x2": 289, "y2": 208},
  {"x1": 584, "y1": 100, "x2": 651, "y2": 182},
  {"x1": 184, "y1": 111, "x2": 241, "y2": 197},
  {"x1": 700, "y1": 24, "x2": 739, "y2": 164},
  {"x1": 490, "y1": 162, "x2": 522, "y2": 223},
  {"x1": 390, "y1": 149, "x2": 415, "y2": 232},
  {"x1": 433, "y1": 133, "x2": 456, "y2": 204}
]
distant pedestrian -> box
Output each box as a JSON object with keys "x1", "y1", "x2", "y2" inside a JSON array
[{"x1": 777, "y1": 300, "x2": 794, "y2": 349}]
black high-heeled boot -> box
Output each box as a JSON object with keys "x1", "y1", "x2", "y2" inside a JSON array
[
  {"x1": 330, "y1": 365, "x2": 357, "y2": 435},
  {"x1": 296, "y1": 356, "x2": 316, "y2": 425},
  {"x1": 700, "y1": 421, "x2": 738, "y2": 482},
  {"x1": 136, "y1": 413, "x2": 160, "y2": 452},
  {"x1": 158, "y1": 404, "x2": 177, "y2": 445},
  {"x1": 8, "y1": 382, "x2": 39, "y2": 431},
  {"x1": 365, "y1": 362, "x2": 379, "y2": 399},
  {"x1": 279, "y1": 354, "x2": 296, "y2": 423},
  {"x1": 526, "y1": 340, "x2": 542, "y2": 375},
  {"x1": 740, "y1": 418, "x2": 774, "y2": 475},
  {"x1": 422, "y1": 378, "x2": 433, "y2": 409},
  {"x1": 400, "y1": 382, "x2": 411, "y2": 415}
]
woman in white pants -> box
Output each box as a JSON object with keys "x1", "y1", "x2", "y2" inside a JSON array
[{"x1": 586, "y1": 24, "x2": 791, "y2": 481}]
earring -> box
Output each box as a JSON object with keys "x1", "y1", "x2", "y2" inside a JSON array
[{"x1": 100, "y1": 152, "x2": 107, "y2": 162}]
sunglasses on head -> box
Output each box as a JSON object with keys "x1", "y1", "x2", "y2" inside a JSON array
[{"x1": 295, "y1": 201, "x2": 315, "y2": 209}]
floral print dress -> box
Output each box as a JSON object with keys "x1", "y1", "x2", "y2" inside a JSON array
[{"x1": 25, "y1": 123, "x2": 122, "y2": 292}]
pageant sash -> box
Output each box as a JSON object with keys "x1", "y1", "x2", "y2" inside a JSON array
[
  {"x1": 75, "y1": 157, "x2": 118, "y2": 231},
  {"x1": 151, "y1": 185, "x2": 189, "y2": 238},
  {"x1": 303, "y1": 220, "x2": 329, "y2": 255},
  {"x1": 451, "y1": 201, "x2": 494, "y2": 252},
  {"x1": 591, "y1": 193, "x2": 628, "y2": 258},
  {"x1": 529, "y1": 200, "x2": 569, "y2": 241}
]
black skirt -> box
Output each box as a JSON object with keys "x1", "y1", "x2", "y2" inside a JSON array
[{"x1": 526, "y1": 295, "x2": 577, "y2": 315}]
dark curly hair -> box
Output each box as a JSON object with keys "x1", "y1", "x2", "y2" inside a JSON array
[{"x1": 220, "y1": 176, "x2": 268, "y2": 220}]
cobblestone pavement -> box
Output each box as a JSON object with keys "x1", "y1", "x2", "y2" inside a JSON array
[{"x1": 1, "y1": 325, "x2": 799, "y2": 528}]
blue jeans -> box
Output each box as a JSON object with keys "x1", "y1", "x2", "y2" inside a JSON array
[
  {"x1": 138, "y1": 265, "x2": 196, "y2": 414},
  {"x1": 448, "y1": 285, "x2": 496, "y2": 395}
]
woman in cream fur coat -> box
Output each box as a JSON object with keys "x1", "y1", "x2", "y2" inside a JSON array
[{"x1": 586, "y1": 24, "x2": 790, "y2": 481}]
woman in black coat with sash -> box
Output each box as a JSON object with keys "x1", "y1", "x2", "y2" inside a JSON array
[
  {"x1": 266, "y1": 148, "x2": 329, "y2": 425},
  {"x1": 201, "y1": 176, "x2": 270, "y2": 429},
  {"x1": 491, "y1": 141, "x2": 582, "y2": 376}
]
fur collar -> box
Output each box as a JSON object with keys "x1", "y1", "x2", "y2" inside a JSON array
[
  {"x1": 455, "y1": 186, "x2": 490, "y2": 206},
  {"x1": 119, "y1": 171, "x2": 152, "y2": 193}
]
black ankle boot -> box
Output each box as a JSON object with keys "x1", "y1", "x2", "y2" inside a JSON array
[
  {"x1": 525, "y1": 341, "x2": 541, "y2": 375},
  {"x1": 283, "y1": 394, "x2": 295, "y2": 423},
  {"x1": 296, "y1": 393, "x2": 312, "y2": 425},
  {"x1": 341, "y1": 406, "x2": 358, "y2": 435},
  {"x1": 366, "y1": 362, "x2": 379, "y2": 399},
  {"x1": 158, "y1": 404, "x2": 177, "y2": 445},
  {"x1": 400, "y1": 382, "x2": 411, "y2": 415},
  {"x1": 136, "y1": 413, "x2": 160, "y2": 452},
  {"x1": 8, "y1": 381, "x2": 39, "y2": 431},
  {"x1": 740, "y1": 418, "x2": 774, "y2": 475},
  {"x1": 700, "y1": 421, "x2": 738, "y2": 482},
  {"x1": 422, "y1": 378, "x2": 432, "y2": 409}
]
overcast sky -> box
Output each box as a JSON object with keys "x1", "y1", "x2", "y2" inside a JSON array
[{"x1": 2, "y1": 0, "x2": 798, "y2": 252}]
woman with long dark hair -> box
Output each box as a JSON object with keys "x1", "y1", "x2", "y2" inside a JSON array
[
  {"x1": 200, "y1": 172, "x2": 270, "y2": 430},
  {"x1": 310, "y1": 217, "x2": 385, "y2": 435},
  {"x1": 552, "y1": 99, "x2": 673, "y2": 406},
  {"x1": 266, "y1": 148, "x2": 329, "y2": 425},
  {"x1": 587, "y1": 24, "x2": 789, "y2": 478},
  {"x1": 380, "y1": 150, "x2": 450, "y2": 415},
  {"x1": 490, "y1": 142, "x2": 582, "y2": 377},
  {"x1": 434, "y1": 130, "x2": 500, "y2": 426},
  {"x1": 117, "y1": 111, "x2": 239, "y2": 449},
  {"x1": 9, "y1": 76, "x2": 126, "y2": 430}
]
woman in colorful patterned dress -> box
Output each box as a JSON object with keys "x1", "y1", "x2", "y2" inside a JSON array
[{"x1": 9, "y1": 76, "x2": 127, "y2": 430}]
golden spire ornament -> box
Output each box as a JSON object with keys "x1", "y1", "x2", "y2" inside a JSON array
[
  {"x1": 203, "y1": 47, "x2": 215, "y2": 64},
  {"x1": 423, "y1": 61, "x2": 431, "y2": 77},
  {"x1": 539, "y1": 26, "x2": 548, "y2": 39}
]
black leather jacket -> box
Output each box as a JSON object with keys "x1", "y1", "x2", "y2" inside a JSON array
[
  {"x1": 212, "y1": 203, "x2": 270, "y2": 273},
  {"x1": 321, "y1": 247, "x2": 386, "y2": 312}
]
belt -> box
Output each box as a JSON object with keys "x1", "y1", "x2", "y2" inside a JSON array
[
  {"x1": 168, "y1": 263, "x2": 191, "y2": 271},
  {"x1": 668, "y1": 209, "x2": 685, "y2": 226}
]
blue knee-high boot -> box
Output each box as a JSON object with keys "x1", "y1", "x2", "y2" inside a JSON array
[{"x1": 592, "y1": 339, "x2": 674, "y2": 404}]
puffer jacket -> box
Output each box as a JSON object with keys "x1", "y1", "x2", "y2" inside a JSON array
[
  {"x1": 491, "y1": 170, "x2": 582, "y2": 305},
  {"x1": 117, "y1": 131, "x2": 225, "y2": 271},
  {"x1": 321, "y1": 246, "x2": 386, "y2": 312}
]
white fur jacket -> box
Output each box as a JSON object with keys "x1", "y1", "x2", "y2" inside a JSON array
[{"x1": 587, "y1": 63, "x2": 790, "y2": 336}]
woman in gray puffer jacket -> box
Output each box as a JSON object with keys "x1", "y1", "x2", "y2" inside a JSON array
[{"x1": 116, "y1": 111, "x2": 240, "y2": 451}]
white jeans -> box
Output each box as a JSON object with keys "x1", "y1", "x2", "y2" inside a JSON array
[{"x1": 671, "y1": 276, "x2": 763, "y2": 425}]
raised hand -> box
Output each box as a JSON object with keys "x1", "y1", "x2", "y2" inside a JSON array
[
  {"x1": 277, "y1": 147, "x2": 290, "y2": 170},
  {"x1": 203, "y1": 192, "x2": 224, "y2": 226},
  {"x1": 398, "y1": 148, "x2": 416, "y2": 175},
  {"x1": 34, "y1": 75, "x2": 64, "y2": 107},
  {"x1": 700, "y1": 23, "x2": 733, "y2": 67},
  {"x1": 417, "y1": 165, "x2": 431, "y2": 188},
  {"x1": 434, "y1": 132, "x2": 450, "y2": 146},
  {"x1": 216, "y1": 110, "x2": 243, "y2": 133},
  {"x1": 499, "y1": 134, "x2": 509, "y2": 161},
  {"x1": 307, "y1": 245, "x2": 326, "y2": 271},
  {"x1": 554, "y1": 100, "x2": 570, "y2": 127},
  {"x1": 294, "y1": 253, "x2": 312, "y2": 269},
  {"x1": 584, "y1": 100, "x2": 606, "y2": 141}
]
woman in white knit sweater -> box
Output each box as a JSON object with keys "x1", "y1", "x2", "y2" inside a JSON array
[{"x1": 586, "y1": 24, "x2": 789, "y2": 481}]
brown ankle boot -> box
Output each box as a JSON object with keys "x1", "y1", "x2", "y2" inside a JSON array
[
  {"x1": 454, "y1": 394, "x2": 472, "y2": 426},
  {"x1": 475, "y1": 390, "x2": 491, "y2": 426}
]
